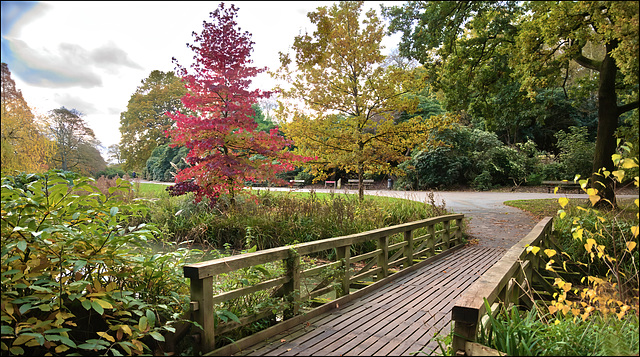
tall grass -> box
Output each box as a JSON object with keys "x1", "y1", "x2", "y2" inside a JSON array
[{"x1": 140, "y1": 188, "x2": 446, "y2": 255}]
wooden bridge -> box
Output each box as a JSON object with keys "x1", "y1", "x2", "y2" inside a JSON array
[{"x1": 178, "y1": 214, "x2": 555, "y2": 356}]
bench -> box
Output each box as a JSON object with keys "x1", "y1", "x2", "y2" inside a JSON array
[
  {"x1": 542, "y1": 180, "x2": 581, "y2": 193},
  {"x1": 289, "y1": 180, "x2": 305, "y2": 188},
  {"x1": 324, "y1": 180, "x2": 336, "y2": 188},
  {"x1": 346, "y1": 179, "x2": 374, "y2": 190}
]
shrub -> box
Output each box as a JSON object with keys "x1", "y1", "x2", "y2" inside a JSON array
[
  {"x1": 553, "y1": 126, "x2": 596, "y2": 180},
  {"x1": 94, "y1": 167, "x2": 127, "y2": 180},
  {"x1": 398, "y1": 125, "x2": 541, "y2": 190},
  {"x1": 145, "y1": 144, "x2": 189, "y2": 182},
  {"x1": 1, "y1": 171, "x2": 196, "y2": 355}
]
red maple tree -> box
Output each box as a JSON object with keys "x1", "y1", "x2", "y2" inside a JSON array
[{"x1": 166, "y1": 3, "x2": 308, "y2": 203}]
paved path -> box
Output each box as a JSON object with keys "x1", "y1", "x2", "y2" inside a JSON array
[{"x1": 250, "y1": 187, "x2": 595, "y2": 251}]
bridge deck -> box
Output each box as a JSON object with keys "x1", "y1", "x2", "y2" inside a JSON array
[{"x1": 236, "y1": 245, "x2": 505, "y2": 356}]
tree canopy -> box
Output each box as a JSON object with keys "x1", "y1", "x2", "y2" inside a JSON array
[
  {"x1": 119, "y1": 70, "x2": 186, "y2": 171},
  {"x1": 275, "y1": 1, "x2": 452, "y2": 200},
  {"x1": 46, "y1": 107, "x2": 106, "y2": 176},
  {"x1": 167, "y1": 3, "x2": 308, "y2": 203},
  {"x1": 1, "y1": 63, "x2": 53, "y2": 173},
  {"x1": 383, "y1": 0, "x2": 639, "y2": 205}
]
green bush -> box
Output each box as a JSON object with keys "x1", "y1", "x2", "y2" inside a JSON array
[
  {"x1": 146, "y1": 144, "x2": 189, "y2": 182},
  {"x1": 398, "y1": 125, "x2": 541, "y2": 190},
  {"x1": 94, "y1": 167, "x2": 127, "y2": 179},
  {"x1": 553, "y1": 126, "x2": 596, "y2": 180},
  {"x1": 479, "y1": 303, "x2": 639, "y2": 356},
  {"x1": 1, "y1": 171, "x2": 196, "y2": 355}
]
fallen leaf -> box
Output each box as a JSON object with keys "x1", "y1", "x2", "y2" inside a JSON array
[{"x1": 281, "y1": 339, "x2": 286, "y2": 343}]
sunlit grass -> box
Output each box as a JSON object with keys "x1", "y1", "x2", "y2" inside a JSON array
[{"x1": 504, "y1": 197, "x2": 637, "y2": 220}]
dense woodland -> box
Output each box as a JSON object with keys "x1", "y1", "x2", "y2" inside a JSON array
[{"x1": 1, "y1": 1, "x2": 638, "y2": 356}]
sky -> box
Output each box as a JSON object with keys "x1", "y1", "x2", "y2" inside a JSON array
[{"x1": 1, "y1": 1, "x2": 402, "y2": 163}]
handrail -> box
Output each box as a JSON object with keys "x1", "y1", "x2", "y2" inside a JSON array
[
  {"x1": 451, "y1": 216, "x2": 553, "y2": 355},
  {"x1": 183, "y1": 213, "x2": 465, "y2": 354}
]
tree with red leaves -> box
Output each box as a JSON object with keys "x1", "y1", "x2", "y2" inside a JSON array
[{"x1": 166, "y1": 3, "x2": 308, "y2": 203}]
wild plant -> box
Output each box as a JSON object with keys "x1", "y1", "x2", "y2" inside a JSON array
[{"x1": 1, "y1": 171, "x2": 196, "y2": 355}]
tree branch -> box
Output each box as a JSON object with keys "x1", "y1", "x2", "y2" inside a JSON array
[
  {"x1": 618, "y1": 101, "x2": 639, "y2": 116},
  {"x1": 573, "y1": 54, "x2": 601, "y2": 71}
]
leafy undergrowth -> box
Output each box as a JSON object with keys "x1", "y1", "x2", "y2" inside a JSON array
[
  {"x1": 1, "y1": 171, "x2": 198, "y2": 356},
  {"x1": 476, "y1": 148, "x2": 639, "y2": 356}
]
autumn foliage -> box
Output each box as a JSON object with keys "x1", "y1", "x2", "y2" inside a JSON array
[{"x1": 166, "y1": 3, "x2": 308, "y2": 202}]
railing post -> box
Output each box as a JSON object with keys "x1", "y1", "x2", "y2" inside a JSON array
[
  {"x1": 377, "y1": 235, "x2": 389, "y2": 280},
  {"x1": 427, "y1": 225, "x2": 436, "y2": 257},
  {"x1": 451, "y1": 307, "x2": 479, "y2": 355},
  {"x1": 336, "y1": 245, "x2": 351, "y2": 297},
  {"x1": 443, "y1": 220, "x2": 451, "y2": 248},
  {"x1": 456, "y1": 217, "x2": 463, "y2": 245},
  {"x1": 190, "y1": 276, "x2": 215, "y2": 354},
  {"x1": 403, "y1": 230, "x2": 413, "y2": 268},
  {"x1": 283, "y1": 249, "x2": 300, "y2": 319}
]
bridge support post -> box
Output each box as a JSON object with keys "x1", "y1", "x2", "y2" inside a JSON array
[
  {"x1": 427, "y1": 225, "x2": 436, "y2": 257},
  {"x1": 377, "y1": 235, "x2": 389, "y2": 280},
  {"x1": 443, "y1": 220, "x2": 451, "y2": 248},
  {"x1": 456, "y1": 217, "x2": 463, "y2": 245},
  {"x1": 337, "y1": 245, "x2": 351, "y2": 297},
  {"x1": 283, "y1": 250, "x2": 300, "y2": 319},
  {"x1": 403, "y1": 230, "x2": 413, "y2": 268},
  {"x1": 190, "y1": 276, "x2": 215, "y2": 354}
]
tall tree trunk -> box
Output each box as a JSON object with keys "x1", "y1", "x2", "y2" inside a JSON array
[
  {"x1": 591, "y1": 41, "x2": 619, "y2": 208},
  {"x1": 358, "y1": 165, "x2": 364, "y2": 201}
]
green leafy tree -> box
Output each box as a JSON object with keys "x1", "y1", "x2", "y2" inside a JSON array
[
  {"x1": 515, "y1": 1, "x2": 638, "y2": 206},
  {"x1": 275, "y1": 1, "x2": 450, "y2": 200},
  {"x1": 119, "y1": 70, "x2": 186, "y2": 171},
  {"x1": 384, "y1": 1, "x2": 639, "y2": 205},
  {"x1": 145, "y1": 144, "x2": 189, "y2": 182}
]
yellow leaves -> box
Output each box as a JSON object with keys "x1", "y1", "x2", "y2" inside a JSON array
[
  {"x1": 612, "y1": 170, "x2": 625, "y2": 182},
  {"x1": 545, "y1": 259, "x2": 556, "y2": 272},
  {"x1": 630, "y1": 227, "x2": 639, "y2": 239},
  {"x1": 558, "y1": 197, "x2": 569, "y2": 209},
  {"x1": 92, "y1": 299, "x2": 113, "y2": 310},
  {"x1": 553, "y1": 278, "x2": 571, "y2": 292},
  {"x1": 572, "y1": 228, "x2": 584, "y2": 241},
  {"x1": 626, "y1": 241, "x2": 637, "y2": 252},
  {"x1": 621, "y1": 158, "x2": 639, "y2": 169},
  {"x1": 544, "y1": 249, "x2": 557, "y2": 258},
  {"x1": 586, "y1": 188, "x2": 600, "y2": 206},
  {"x1": 120, "y1": 324, "x2": 132, "y2": 336},
  {"x1": 97, "y1": 331, "x2": 115, "y2": 343},
  {"x1": 557, "y1": 209, "x2": 567, "y2": 219},
  {"x1": 526, "y1": 245, "x2": 540, "y2": 255}
]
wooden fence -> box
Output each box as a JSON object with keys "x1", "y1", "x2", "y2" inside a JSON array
[
  {"x1": 451, "y1": 216, "x2": 554, "y2": 356},
  {"x1": 182, "y1": 214, "x2": 464, "y2": 355}
]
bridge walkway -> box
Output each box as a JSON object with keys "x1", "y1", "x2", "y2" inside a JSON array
[{"x1": 236, "y1": 245, "x2": 504, "y2": 356}]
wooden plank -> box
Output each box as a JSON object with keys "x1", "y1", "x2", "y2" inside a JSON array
[
  {"x1": 212, "y1": 243, "x2": 467, "y2": 356},
  {"x1": 186, "y1": 215, "x2": 464, "y2": 279},
  {"x1": 211, "y1": 275, "x2": 289, "y2": 305}
]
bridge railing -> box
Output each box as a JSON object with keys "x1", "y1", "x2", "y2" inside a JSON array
[
  {"x1": 451, "y1": 216, "x2": 553, "y2": 356},
  {"x1": 183, "y1": 213, "x2": 464, "y2": 355}
]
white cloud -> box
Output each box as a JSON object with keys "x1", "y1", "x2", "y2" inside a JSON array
[{"x1": 5, "y1": 1, "x2": 402, "y2": 159}]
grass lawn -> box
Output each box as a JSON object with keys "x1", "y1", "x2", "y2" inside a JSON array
[
  {"x1": 133, "y1": 182, "x2": 171, "y2": 197},
  {"x1": 504, "y1": 197, "x2": 638, "y2": 220}
]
